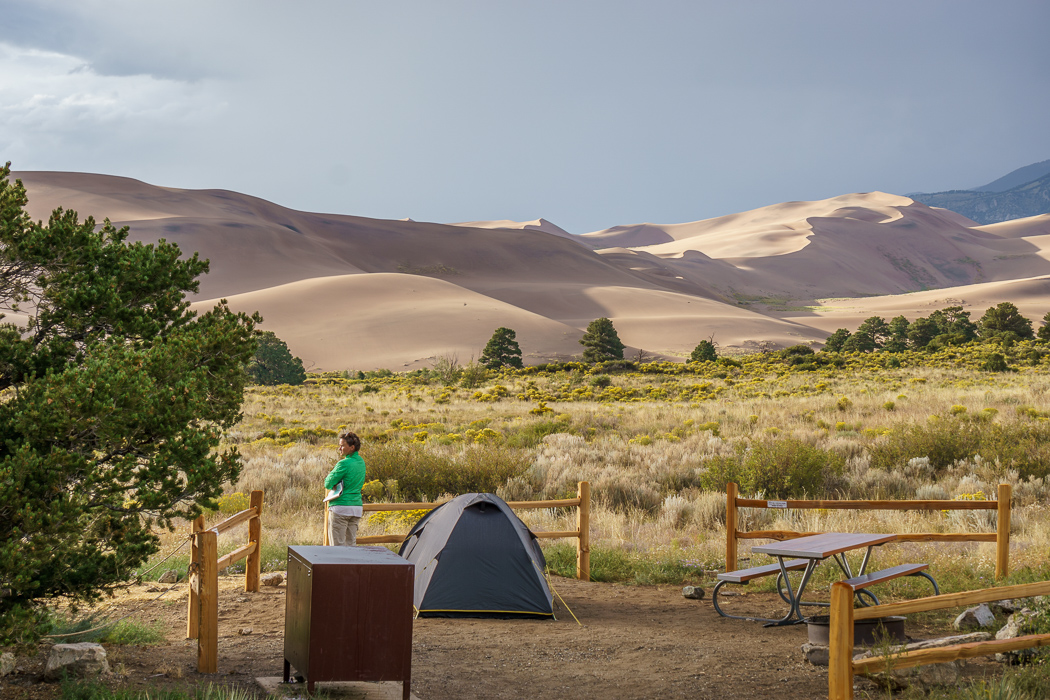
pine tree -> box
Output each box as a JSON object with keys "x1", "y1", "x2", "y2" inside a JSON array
[
  {"x1": 978, "y1": 302, "x2": 1034, "y2": 340},
  {"x1": 249, "y1": 331, "x2": 307, "y2": 385},
  {"x1": 907, "y1": 317, "x2": 939, "y2": 349},
  {"x1": 479, "y1": 327, "x2": 523, "y2": 369},
  {"x1": 580, "y1": 317, "x2": 625, "y2": 363},
  {"x1": 884, "y1": 315, "x2": 911, "y2": 353},
  {"x1": 845, "y1": 316, "x2": 889, "y2": 352},
  {"x1": 690, "y1": 340, "x2": 718, "y2": 363},
  {"x1": 0, "y1": 164, "x2": 258, "y2": 644},
  {"x1": 822, "y1": 328, "x2": 851, "y2": 352},
  {"x1": 1039, "y1": 312, "x2": 1050, "y2": 341}
]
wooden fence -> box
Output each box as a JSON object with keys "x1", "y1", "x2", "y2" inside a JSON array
[
  {"x1": 828, "y1": 578, "x2": 1050, "y2": 699},
  {"x1": 187, "y1": 490, "x2": 264, "y2": 674},
  {"x1": 324, "y1": 481, "x2": 592, "y2": 581},
  {"x1": 726, "y1": 482, "x2": 1012, "y2": 580}
]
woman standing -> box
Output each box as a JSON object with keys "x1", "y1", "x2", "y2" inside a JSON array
[{"x1": 325, "y1": 431, "x2": 366, "y2": 546}]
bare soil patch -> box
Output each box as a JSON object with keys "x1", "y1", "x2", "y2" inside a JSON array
[{"x1": 2, "y1": 575, "x2": 1000, "y2": 699}]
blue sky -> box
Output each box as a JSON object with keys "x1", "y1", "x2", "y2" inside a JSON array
[{"x1": 2, "y1": 0, "x2": 1048, "y2": 233}]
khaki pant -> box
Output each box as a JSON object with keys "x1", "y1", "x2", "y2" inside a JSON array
[{"x1": 327, "y1": 512, "x2": 361, "y2": 546}]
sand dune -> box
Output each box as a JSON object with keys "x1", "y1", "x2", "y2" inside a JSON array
[
  {"x1": 194, "y1": 274, "x2": 586, "y2": 371},
  {"x1": 449, "y1": 218, "x2": 577, "y2": 241},
  {"x1": 17, "y1": 172, "x2": 652, "y2": 300},
  {"x1": 195, "y1": 274, "x2": 826, "y2": 371},
  {"x1": 777, "y1": 275, "x2": 1050, "y2": 334},
  {"x1": 581, "y1": 192, "x2": 915, "y2": 255},
  {"x1": 548, "y1": 286, "x2": 825, "y2": 354},
  {"x1": 975, "y1": 214, "x2": 1050, "y2": 239},
  {"x1": 586, "y1": 200, "x2": 1050, "y2": 302},
  {"x1": 15, "y1": 170, "x2": 1050, "y2": 369}
]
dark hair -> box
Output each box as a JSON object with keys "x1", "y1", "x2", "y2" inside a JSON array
[{"x1": 340, "y1": 431, "x2": 361, "y2": 453}]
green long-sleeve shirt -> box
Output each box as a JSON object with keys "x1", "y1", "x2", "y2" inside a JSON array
[{"x1": 324, "y1": 452, "x2": 366, "y2": 508}]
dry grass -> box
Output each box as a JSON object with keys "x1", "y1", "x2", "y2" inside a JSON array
[{"x1": 144, "y1": 346, "x2": 1050, "y2": 589}]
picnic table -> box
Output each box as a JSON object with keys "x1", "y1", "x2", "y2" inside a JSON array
[{"x1": 713, "y1": 532, "x2": 938, "y2": 626}]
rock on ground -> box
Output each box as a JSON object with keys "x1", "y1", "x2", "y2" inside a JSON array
[
  {"x1": 995, "y1": 609, "x2": 1041, "y2": 664},
  {"x1": 953, "y1": 603, "x2": 996, "y2": 630},
  {"x1": 1, "y1": 652, "x2": 15, "y2": 677},
  {"x1": 158, "y1": 570, "x2": 179, "y2": 584},
  {"x1": 850, "y1": 633, "x2": 992, "y2": 691},
  {"x1": 990, "y1": 599, "x2": 1018, "y2": 616},
  {"x1": 261, "y1": 572, "x2": 284, "y2": 587},
  {"x1": 44, "y1": 643, "x2": 109, "y2": 680},
  {"x1": 801, "y1": 643, "x2": 829, "y2": 666},
  {"x1": 681, "y1": 585, "x2": 705, "y2": 600}
]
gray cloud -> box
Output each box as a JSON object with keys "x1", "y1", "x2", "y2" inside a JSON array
[{"x1": 2, "y1": 0, "x2": 1048, "y2": 232}]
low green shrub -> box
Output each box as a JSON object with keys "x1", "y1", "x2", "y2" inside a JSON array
[
  {"x1": 589, "y1": 375, "x2": 612, "y2": 388},
  {"x1": 870, "y1": 417, "x2": 980, "y2": 473},
  {"x1": 981, "y1": 352, "x2": 1013, "y2": 372},
  {"x1": 46, "y1": 614, "x2": 165, "y2": 645},
  {"x1": 698, "y1": 436, "x2": 845, "y2": 498},
  {"x1": 541, "y1": 543, "x2": 703, "y2": 585},
  {"x1": 364, "y1": 442, "x2": 530, "y2": 501},
  {"x1": 1004, "y1": 662, "x2": 1050, "y2": 699},
  {"x1": 98, "y1": 619, "x2": 167, "y2": 645},
  {"x1": 504, "y1": 418, "x2": 572, "y2": 448},
  {"x1": 870, "y1": 417, "x2": 1050, "y2": 479}
]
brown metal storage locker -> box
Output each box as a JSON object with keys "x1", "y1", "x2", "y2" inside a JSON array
[{"x1": 283, "y1": 545, "x2": 414, "y2": 698}]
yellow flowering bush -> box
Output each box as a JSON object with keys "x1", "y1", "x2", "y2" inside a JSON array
[
  {"x1": 217, "y1": 492, "x2": 250, "y2": 515},
  {"x1": 361, "y1": 480, "x2": 385, "y2": 501},
  {"x1": 367, "y1": 508, "x2": 431, "y2": 531}
]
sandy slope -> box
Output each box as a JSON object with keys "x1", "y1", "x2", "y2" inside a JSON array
[
  {"x1": 15, "y1": 170, "x2": 1050, "y2": 368},
  {"x1": 582, "y1": 193, "x2": 1050, "y2": 301},
  {"x1": 580, "y1": 192, "x2": 915, "y2": 255},
  {"x1": 449, "y1": 217, "x2": 578, "y2": 241},
  {"x1": 592, "y1": 196, "x2": 1050, "y2": 302},
  {"x1": 975, "y1": 213, "x2": 1050, "y2": 239},
  {"x1": 776, "y1": 275, "x2": 1050, "y2": 335},
  {"x1": 191, "y1": 274, "x2": 825, "y2": 371},
  {"x1": 191, "y1": 274, "x2": 586, "y2": 371},
  {"x1": 543, "y1": 285, "x2": 825, "y2": 355}
]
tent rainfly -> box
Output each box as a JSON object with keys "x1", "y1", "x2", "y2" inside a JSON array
[{"x1": 398, "y1": 493, "x2": 554, "y2": 618}]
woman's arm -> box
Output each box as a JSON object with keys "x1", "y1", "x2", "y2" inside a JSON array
[{"x1": 324, "y1": 462, "x2": 347, "y2": 489}]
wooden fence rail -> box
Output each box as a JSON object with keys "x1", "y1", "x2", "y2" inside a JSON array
[
  {"x1": 828, "y1": 578, "x2": 1050, "y2": 699},
  {"x1": 187, "y1": 490, "x2": 264, "y2": 674},
  {"x1": 726, "y1": 482, "x2": 1012, "y2": 580},
  {"x1": 324, "y1": 481, "x2": 592, "y2": 581}
]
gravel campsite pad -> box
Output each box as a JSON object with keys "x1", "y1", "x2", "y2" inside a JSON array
[{"x1": 4, "y1": 575, "x2": 1002, "y2": 699}]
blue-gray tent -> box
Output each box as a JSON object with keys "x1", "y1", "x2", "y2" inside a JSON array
[{"x1": 397, "y1": 493, "x2": 553, "y2": 618}]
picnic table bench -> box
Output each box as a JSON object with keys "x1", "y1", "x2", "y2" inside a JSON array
[
  {"x1": 712, "y1": 532, "x2": 939, "y2": 625},
  {"x1": 841, "y1": 562, "x2": 939, "y2": 597},
  {"x1": 712, "y1": 558, "x2": 811, "y2": 621}
]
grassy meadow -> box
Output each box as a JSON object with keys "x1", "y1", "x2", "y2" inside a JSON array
[{"x1": 142, "y1": 339, "x2": 1050, "y2": 595}]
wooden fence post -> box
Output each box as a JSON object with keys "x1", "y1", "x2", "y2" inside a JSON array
[
  {"x1": 828, "y1": 581, "x2": 855, "y2": 700},
  {"x1": 996, "y1": 482, "x2": 1012, "y2": 581},
  {"x1": 577, "y1": 481, "x2": 591, "y2": 582},
  {"x1": 186, "y1": 515, "x2": 204, "y2": 639},
  {"x1": 245, "y1": 490, "x2": 264, "y2": 592},
  {"x1": 725, "y1": 482, "x2": 738, "y2": 573},
  {"x1": 197, "y1": 530, "x2": 218, "y2": 674}
]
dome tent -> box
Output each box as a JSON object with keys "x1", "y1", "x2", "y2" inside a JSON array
[{"x1": 398, "y1": 493, "x2": 553, "y2": 618}]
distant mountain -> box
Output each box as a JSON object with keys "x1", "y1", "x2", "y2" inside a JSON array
[
  {"x1": 972, "y1": 159, "x2": 1050, "y2": 192},
  {"x1": 911, "y1": 171, "x2": 1050, "y2": 225}
]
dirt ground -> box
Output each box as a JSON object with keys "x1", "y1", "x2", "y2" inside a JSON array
[{"x1": 1, "y1": 574, "x2": 1001, "y2": 700}]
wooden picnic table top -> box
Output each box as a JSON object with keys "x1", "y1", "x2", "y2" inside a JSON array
[{"x1": 751, "y1": 532, "x2": 897, "y2": 560}]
